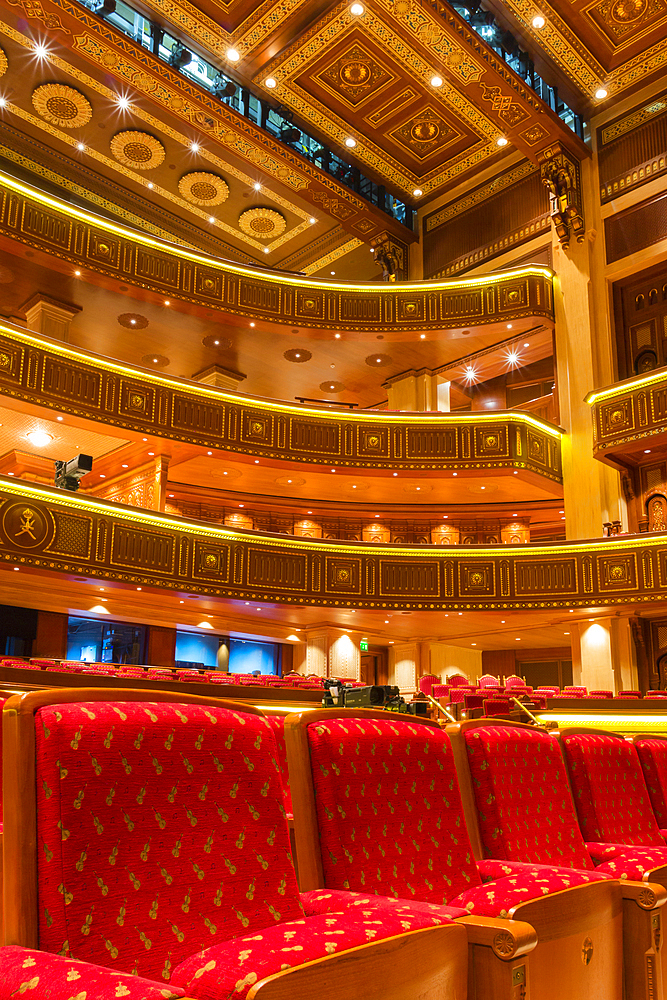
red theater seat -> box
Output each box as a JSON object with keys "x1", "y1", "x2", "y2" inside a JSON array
[
  {"x1": 477, "y1": 673, "x2": 501, "y2": 688},
  {"x1": 452, "y1": 719, "x2": 667, "y2": 1000},
  {"x1": 561, "y1": 730, "x2": 667, "y2": 853},
  {"x1": 0, "y1": 691, "x2": 466, "y2": 1000},
  {"x1": 635, "y1": 736, "x2": 667, "y2": 828},
  {"x1": 616, "y1": 690, "x2": 641, "y2": 698},
  {"x1": 587, "y1": 690, "x2": 614, "y2": 698},
  {"x1": 418, "y1": 673, "x2": 441, "y2": 696},
  {"x1": 285, "y1": 709, "x2": 625, "y2": 1000},
  {"x1": 482, "y1": 698, "x2": 512, "y2": 717}
]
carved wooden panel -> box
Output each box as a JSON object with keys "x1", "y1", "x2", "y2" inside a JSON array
[
  {"x1": 0, "y1": 322, "x2": 563, "y2": 479},
  {"x1": 3, "y1": 481, "x2": 665, "y2": 610},
  {"x1": 0, "y1": 175, "x2": 555, "y2": 335},
  {"x1": 589, "y1": 365, "x2": 667, "y2": 464},
  {"x1": 598, "y1": 95, "x2": 667, "y2": 204}
]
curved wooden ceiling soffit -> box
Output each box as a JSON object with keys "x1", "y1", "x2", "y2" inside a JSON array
[
  {"x1": 0, "y1": 478, "x2": 662, "y2": 610},
  {"x1": 0, "y1": 170, "x2": 555, "y2": 334},
  {"x1": 0, "y1": 319, "x2": 563, "y2": 479}
]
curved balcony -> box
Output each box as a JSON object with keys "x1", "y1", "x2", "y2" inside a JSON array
[
  {"x1": 0, "y1": 320, "x2": 563, "y2": 482},
  {"x1": 0, "y1": 171, "x2": 554, "y2": 335},
  {"x1": 0, "y1": 478, "x2": 661, "y2": 611},
  {"x1": 587, "y1": 367, "x2": 667, "y2": 466}
]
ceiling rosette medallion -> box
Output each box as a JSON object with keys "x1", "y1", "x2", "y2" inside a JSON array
[
  {"x1": 110, "y1": 131, "x2": 165, "y2": 170},
  {"x1": 178, "y1": 172, "x2": 229, "y2": 206},
  {"x1": 32, "y1": 84, "x2": 92, "y2": 128},
  {"x1": 238, "y1": 207, "x2": 286, "y2": 239}
]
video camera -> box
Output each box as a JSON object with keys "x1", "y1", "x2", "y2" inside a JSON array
[
  {"x1": 322, "y1": 679, "x2": 429, "y2": 716},
  {"x1": 54, "y1": 454, "x2": 93, "y2": 492}
]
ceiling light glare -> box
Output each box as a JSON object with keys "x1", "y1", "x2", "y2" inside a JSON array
[
  {"x1": 532, "y1": 14, "x2": 545, "y2": 27},
  {"x1": 497, "y1": 136, "x2": 509, "y2": 146},
  {"x1": 190, "y1": 142, "x2": 200, "y2": 153},
  {"x1": 595, "y1": 87, "x2": 608, "y2": 100},
  {"x1": 413, "y1": 187, "x2": 423, "y2": 196},
  {"x1": 253, "y1": 182, "x2": 261, "y2": 191},
  {"x1": 116, "y1": 95, "x2": 131, "y2": 110},
  {"x1": 350, "y1": 2, "x2": 364, "y2": 12},
  {"x1": 309, "y1": 217, "x2": 316, "y2": 224},
  {"x1": 34, "y1": 43, "x2": 49, "y2": 59},
  {"x1": 263, "y1": 247, "x2": 270, "y2": 253},
  {"x1": 76, "y1": 142, "x2": 85, "y2": 151},
  {"x1": 345, "y1": 137, "x2": 357, "y2": 148},
  {"x1": 265, "y1": 77, "x2": 277, "y2": 89},
  {"x1": 0, "y1": 97, "x2": 7, "y2": 108},
  {"x1": 209, "y1": 216, "x2": 215, "y2": 223},
  {"x1": 27, "y1": 430, "x2": 53, "y2": 447},
  {"x1": 227, "y1": 48, "x2": 240, "y2": 61},
  {"x1": 430, "y1": 75, "x2": 443, "y2": 87},
  {"x1": 147, "y1": 181, "x2": 154, "y2": 189},
  {"x1": 506, "y1": 350, "x2": 520, "y2": 365}
]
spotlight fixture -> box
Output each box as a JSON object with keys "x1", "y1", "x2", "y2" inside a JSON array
[
  {"x1": 280, "y1": 126, "x2": 301, "y2": 143},
  {"x1": 430, "y1": 75, "x2": 443, "y2": 87},
  {"x1": 209, "y1": 216, "x2": 215, "y2": 223},
  {"x1": 413, "y1": 187, "x2": 423, "y2": 196},
  {"x1": 168, "y1": 42, "x2": 192, "y2": 69},
  {"x1": 265, "y1": 77, "x2": 277, "y2": 89},
  {"x1": 532, "y1": 14, "x2": 545, "y2": 27},
  {"x1": 595, "y1": 87, "x2": 608, "y2": 99},
  {"x1": 309, "y1": 217, "x2": 316, "y2": 224},
  {"x1": 147, "y1": 181, "x2": 154, "y2": 189},
  {"x1": 345, "y1": 137, "x2": 357, "y2": 148},
  {"x1": 190, "y1": 142, "x2": 200, "y2": 153},
  {"x1": 350, "y1": 2, "x2": 364, "y2": 12},
  {"x1": 497, "y1": 136, "x2": 509, "y2": 146},
  {"x1": 226, "y1": 48, "x2": 240, "y2": 61},
  {"x1": 33, "y1": 44, "x2": 49, "y2": 59},
  {"x1": 263, "y1": 247, "x2": 270, "y2": 254},
  {"x1": 27, "y1": 430, "x2": 53, "y2": 448},
  {"x1": 212, "y1": 76, "x2": 237, "y2": 99},
  {"x1": 116, "y1": 95, "x2": 131, "y2": 110},
  {"x1": 253, "y1": 182, "x2": 261, "y2": 191},
  {"x1": 0, "y1": 97, "x2": 6, "y2": 108},
  {"x1": 93, "y1": 0, "x2": 116, "y2": 12},
  {"x1": 76, "y1": 142, "x2": 85, "y2": 151}
]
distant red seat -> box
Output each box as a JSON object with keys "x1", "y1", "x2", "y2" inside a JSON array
[
  {"x1": 562, "y1": 686, "x2": 587, "y2": 698},
  {"x1": 615, "y1": 690, "x2": 641, "y2": 698},
  {"x1": 587, "y1": 690, "x2": 614, "y2": 698},
  {"x1": 483, "y1": 698, "x2": 512, "y2": 717}
]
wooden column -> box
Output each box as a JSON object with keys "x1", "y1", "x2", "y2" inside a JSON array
[{"x1": 21, "y1": 293, "x2": 81, "y2": 342}]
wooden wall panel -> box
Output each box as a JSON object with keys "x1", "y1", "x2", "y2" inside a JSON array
[
  {"x1": 3, "y1": 479, "x2": 667, "y2": 611},
  {"x1": 423, "y1": 164, "x2": 550, "y2": 279},
  {"x1": 598, "y1": 95, "x2": 667, "y2": 204},
  {"x1": 605, "y1": 192, "x2": 667, "y2": 264}
]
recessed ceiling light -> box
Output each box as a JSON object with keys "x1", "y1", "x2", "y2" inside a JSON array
[
  {"x1": 263, "y1": 248, "x2": 270, "y2": 254},
  {"x1": 393, "y1": 472, "x2": 398, "y2": 477},
  {"x1": 253, "y1": 182, "x2": 261, "y2": 191},
  {"x1": 350, "y1": 2, "x2": 364, "y2": 12},
  {"x1": 116, "y1": 95, "x2": 131, "y2": 109},
  {"x1": 209, "y1": 216, "x2": 215, "y2": 223},
  {"x1": 523, "y1": 341, "x2": 529, "y2": 347},
  {"x1": 227, "y1": 48, "x2": 240, "y2": 61},
  {"x1": 26, "y1": 430, "x2": 52, "y2": 448},
  {"x1": 57, "y1": 416, "x2": 63, "y2": 421},
  {"x1": 309, "y1": 217, "x2": 316, "y2": 224},
  {"x1": 345, "y1": 137, "x2": 357, "y2": 148},
  {"x1": 645, "y1": 449, "x2": 651, "y2": 453},
  {"x1": 335, "y1": 333, "x2": 341, "y2": 339},
  {"x1": 507, "y1": 323, "x2": 513, "y2": 329},
  {"x1": 137, "y1": 587, "x2": 142, "y2": 591},
  {"x1": 497, "y1": 136, "x2": 509, "y2": 146},
  {"x1": 413, "y1": 188, "x2": 423, "y2": 196},
  {"x1": 99, "y1": 474, "x2": 106, "y2": 478},
  {"x1": 532, "y1": 14, "x2": 545, "y2": 27},
  {"x1": 0, "y1": 97, "x2": 7, "y2": 108},
  {"x1": 148, "y1": 451, "x2": 154, "y2": 456},
  {"x1": 34, "y1": 43, "x2": 49, "y2": 59},
  {"x1": 13, "y1": 566, "x2": 18, "y2": 570},
  {"x1": 164, "y1": 300, "x2": 170, "y2": 306},
  {"x1": 207, "y1": 451, "x2": 213, "y2": 455},
  {"x1": 250, "y1": 322, "x2": 255, "y2": 327},
  {"x1": 430, "y1": 75, "x2": 443, "y2": 87},
  {"x1": 147, "y1": 181, "x2": 154, "y2": 189},
  {"x1": 420, "y1": 334, "x2": 425, "y2": 339},
  {"x1": 331, "y1": 271, "x2": 335, "y2": 275},
  {"x1": 122, "y1": 464, "x2": 128, "y2": 468},
  {"x1": 190, "y1": 142, "x2": 200, "y2": 153},
  {"x1": 265, "y1": 77, "x2": 277, "y2": 89},
  {"x1": 255, "y1": 459, "x2": 259, "y2": 464},
  {"x1": 74, "y1": 270, "x2": 81, "y2": 277},
  {"x1": 76, "y1": 142, "x2": 85, "y2": 151},
  {"x1": 595, "y1": 87, "x2": 608, "y2": 100}
]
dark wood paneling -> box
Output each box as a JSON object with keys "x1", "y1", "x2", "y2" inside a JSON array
[
  {"x1": 146, "y1": 626, "x2": 177, "y2": 668},
  {"x1": 32, "y1": 611, "x2": 68, "y2": 659},
  {"x1": 3, "y1": 479, "x2": 667, "y2": 610},
  {"x1": 598, "y1": 95, "x2": 667, "y2": 204},
  {"x1": 423, "y1": 166, "x2": 550, "y2": 279},
  {"x1": 605, "y1": 192, "x2": 667, "y2": 264},
  {"x1": 0, "y1": 321, "x2": 563, "y2": 478},
  {"x1": 0, "y1": 175, "x2": 555, "y2": 334}
]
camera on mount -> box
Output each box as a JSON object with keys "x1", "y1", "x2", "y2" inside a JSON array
[
  {"x1": 212, "y1": 76, "x2": 237, "y2": 99},
  {"x1": 322, "y1": 680, "x2": 429, "y2": 716},
  {"x1": 169, "y1": 42, "x2": 192, "y2": 69},
  {"x1": 54, "y1": 454, "x2": 93, "y2": 492}
]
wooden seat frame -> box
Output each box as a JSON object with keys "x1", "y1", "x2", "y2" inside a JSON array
[
  {"x1": 447, "y1": 718, "x2": 667, "y2": 1000},
  {"x1": 286, "y1": 707, "x2": 626, "y2": 1000}
]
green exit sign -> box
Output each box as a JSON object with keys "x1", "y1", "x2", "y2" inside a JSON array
[{"x1": 360, "y1": 640, "x2": 369, "y2": 651}]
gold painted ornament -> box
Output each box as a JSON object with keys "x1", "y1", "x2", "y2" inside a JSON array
[
  {"x1": 0, "y1": 45, "x2": 7, "y2": 78},
  {"x1": 110, "y1": 131, "x2": 165, "y2": 170},
  {"x1": 32, "y1": 84, "x2": 92, "y2": 129},
  {"x1": 178, "y1": 172, "x2": 229, "y2": 206},
  {"x1": 238, "y1": 207, "x2": 286, "y2": 239}
]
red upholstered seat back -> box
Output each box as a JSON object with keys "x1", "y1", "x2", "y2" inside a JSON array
[
  {"x1": 35, "y1": 701, "x2": 302, "y2": 980},
  {"x1": 635, "y1": 738, "x2": 667, "y2": 827},
  {"x1": 464, "y1": 725, "x2": 594, "y2": 869},
  {"x1": 561, "y1": 731, "x2": 664, "y2": 846},
  {"x1": 264, "y1": 715, "x2": 293, "y2": 817},
  {"x1": 306, "y1": 717, "x2": 481, "y2": 903}
]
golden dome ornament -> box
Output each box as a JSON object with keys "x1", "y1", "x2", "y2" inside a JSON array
[
  {"x1": 178, "y1": 171, "x2": 229, "y2": 206},
  {"x1": 32, "y1": 84, "x2": 93, "y2": 128},
  {"x1": 238, "y1": 207, "x2": 286, "y2": 239},
  {"x1": 110, "y1": 130, "x2": 165, "y2": 170}
]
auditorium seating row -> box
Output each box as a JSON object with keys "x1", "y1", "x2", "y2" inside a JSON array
[
  {"x1": 4, "y1": 693, "x2": 667, "y2": 999},
  {"x1": 419, "y1": 671, "x2": 666, "y2": 710},
  {"x1": 0, "y1": 656, "x2": 358, "y2": 690}
]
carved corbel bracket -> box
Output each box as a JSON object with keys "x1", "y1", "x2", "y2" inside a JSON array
[{"x1": 538, "y1": 144, "x2": 585, "y2": 250}]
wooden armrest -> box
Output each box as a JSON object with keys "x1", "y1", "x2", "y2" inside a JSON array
[
  {"x1": 455, "y1": 915, "x2": 537, "y2": 959},
  {"x1": 619, "y1": 880, "x2": 667, "y2": 908}
]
